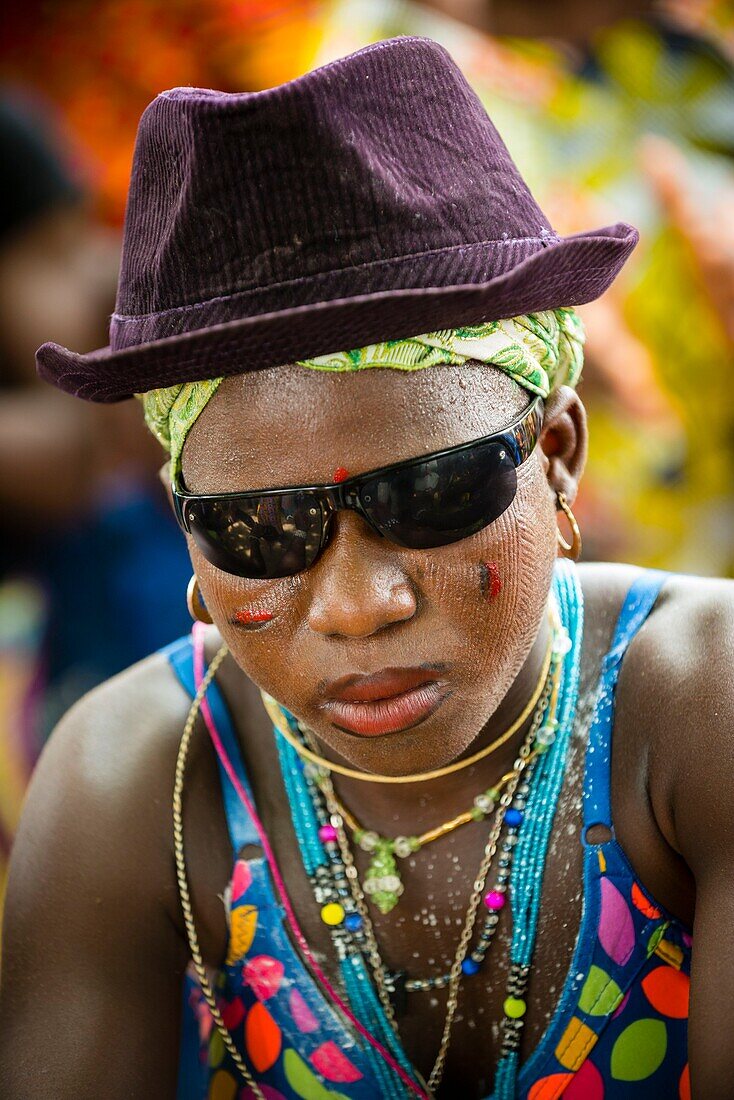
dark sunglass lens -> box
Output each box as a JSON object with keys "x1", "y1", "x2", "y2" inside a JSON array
[
  {"x1": 185, "y1": 492, "x2": 325, "y2": 578},
  {"x1": 359, "y1": 440, "x2": 518, "y2": 550}
]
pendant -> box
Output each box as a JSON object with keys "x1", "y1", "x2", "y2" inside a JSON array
[{"x1": 361, "y1": 838, "x2": 404, "y2": 914}]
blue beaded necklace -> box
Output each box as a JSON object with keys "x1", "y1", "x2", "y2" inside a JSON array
[
  {"x1": 493, "y1": 559, "x2": 584, "y2": 1096},
  {"x1": 270, "y1": 560, "x2": 583, "y2": 1097}
]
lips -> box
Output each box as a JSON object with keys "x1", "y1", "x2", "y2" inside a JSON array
[{"x1": 320, "y1": 667, "x2": 449, "y2": 736}]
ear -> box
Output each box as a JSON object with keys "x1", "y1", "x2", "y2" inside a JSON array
[
  {"x1": 537, "y1": 386, "x2": 587, "y2": 505},
  {"x1": 158, "y1": 460, "x2": 175, "y2": 510}
]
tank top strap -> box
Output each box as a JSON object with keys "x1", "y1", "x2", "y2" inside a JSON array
[
  {"x1": 582, "y1": 570, "x2": 668, "y2": 839},
  {"x1": 161, "y1": 632, "x2": 260, "y2": 854}
]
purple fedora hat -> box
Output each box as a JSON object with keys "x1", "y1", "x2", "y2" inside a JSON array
[{"x1": 37, "y1": 36, "x2": 637, "y2": 402}]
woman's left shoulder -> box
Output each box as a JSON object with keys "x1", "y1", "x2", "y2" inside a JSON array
[
  {"x1": 635, "y1": 568, "x2": 734, "y2": 694},
  {"x1": 656, "y1": 568, "x2": 734, "y2": 628},
  {"x1": 578, "y1": 561, "x2": 734, "y2": 690},
  {"x1": 579, "y1": 561, "x2": 734, "y2": 804},
  {"x1": 614, "y1": 567, "x2": 734, "y2": 864}
]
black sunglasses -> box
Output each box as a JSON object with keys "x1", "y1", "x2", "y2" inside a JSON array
[{"x1": 172, "y1": 397, "x2": 543, "y2": 580}]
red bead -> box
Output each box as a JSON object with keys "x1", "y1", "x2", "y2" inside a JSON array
[{"x1": 318, "y1": 824, "x2": 338, "y2": 843}]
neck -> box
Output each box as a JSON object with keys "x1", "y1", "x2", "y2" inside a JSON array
[{"x1": 322, "y1": 610, "x2": 552, "y2": 834}]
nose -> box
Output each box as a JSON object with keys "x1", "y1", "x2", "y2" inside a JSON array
[{"x1": 307, "y1": 512, "x2": 417, "y2": 639}]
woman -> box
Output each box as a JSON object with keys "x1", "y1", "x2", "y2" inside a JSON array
[{"x1": 1, "y1": 36, "x2": 732, "y2": 1100}]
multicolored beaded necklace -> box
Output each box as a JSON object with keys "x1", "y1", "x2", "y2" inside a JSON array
[
  {"x1": 323, "y1": 757, "x2": 535, "y2": 915},
  {"x1": 269, "y1": 559, "x2": 584, "y2": 1095},
  {"x1": 312, "y1": 696, "x2": 550, "y2": 1094}
]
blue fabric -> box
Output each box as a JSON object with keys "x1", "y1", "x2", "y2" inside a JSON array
[
  {"x1": 37, "y1": 484, "x2": 192, "y2": 735},
  {"x1": 583, "y1": 570, "x2": 667, "y2": 836},
  {"x1": 514, "y1": 569, "x2": 690, "y2": 1098},
  {"x1": 164, "y1": 635, "x2": 260, "y2": 855}
]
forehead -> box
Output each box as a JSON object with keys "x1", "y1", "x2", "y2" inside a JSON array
[{"x1": 181, "y1": 361, "x2": 527, "y2": 493}]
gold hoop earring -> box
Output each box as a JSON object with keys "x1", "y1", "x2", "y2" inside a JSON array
[
  {"x1": 186, "y1": 575, "x2": 213, "y2": 624},
  {"x1": 556, "y1": 492, "x2": 582, "y2": 560}
]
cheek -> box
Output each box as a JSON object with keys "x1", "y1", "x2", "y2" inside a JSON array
[
  {"x1": 480, "y1": 561, "x2": 503, "y2": 600},
  {"x1": 188, "y1": 541, "x2": 304, "y2": 677},
  {"x1": 479, "y1": 458, "x2": 557, "y2": 629},
  {"x1": 417, "y1": 458, "x2": 555, "y2": 616},
  {"x1": 411, "y1": 458, "x2": 557, "y2": 706},
  {"x1": 502, "y1": 462, "x2": 559, "y2": 638}
]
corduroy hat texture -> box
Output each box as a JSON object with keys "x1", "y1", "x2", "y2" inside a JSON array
[{"x1": 36, "y1": 36, "x2": 638, "y2": 403}]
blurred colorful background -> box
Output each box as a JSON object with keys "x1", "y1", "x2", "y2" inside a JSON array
[{"x1": 0, "y1": 0, "x2": 732, "y2": 915}]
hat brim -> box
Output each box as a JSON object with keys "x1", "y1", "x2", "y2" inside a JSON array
[{"x1": 37, "y1": 223, "x2": 637, "y2": 401}]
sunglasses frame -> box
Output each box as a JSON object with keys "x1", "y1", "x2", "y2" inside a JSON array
[{"x1": 171, "y1": 396, "x2": 543, "y2": 573}]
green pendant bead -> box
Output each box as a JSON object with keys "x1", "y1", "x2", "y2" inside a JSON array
[
  {"x1": 356, "y1": 829, "x2": 379, "y2": 852},
  {"x1": 393, "y1": 835, "x2": 413, "y2": 859},
  {"x1": 363, "y1": 839, "x2": 404, "y2": 914}
]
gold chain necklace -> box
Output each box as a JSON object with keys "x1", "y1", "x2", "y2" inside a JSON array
[
  {"x1": 172, "y1": 645, "x2": 266, "y2": 1100},
  {"x1": 315, "y1": 647, "x2": 560, "y2": 1095}
]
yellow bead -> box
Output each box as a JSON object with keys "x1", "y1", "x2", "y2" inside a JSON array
[
  {"x1": 504, "y1": 996, "x2": 527, "y2": 1019},
  {"x1": 320, "y1": 902, "x2": 345, "y2": 926}
]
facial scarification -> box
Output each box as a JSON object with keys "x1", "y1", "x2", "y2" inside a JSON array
[
  {"x1": 234, "y1": 610, "x2": 274, "y2": 626},
  {"x1": 481, "y1": 562, "x2": 503, "y2": 600}
]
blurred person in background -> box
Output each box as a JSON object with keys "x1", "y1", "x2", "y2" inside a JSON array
[
  {"x1": 0, "y1": 0, "x2": 329, "y2": 930},
  {"x1": 0, "y1": 94, "x2": 191, "y2": 915},
  {"x1": 315, "y1": 0, "x2": 734, "y2": 574}
]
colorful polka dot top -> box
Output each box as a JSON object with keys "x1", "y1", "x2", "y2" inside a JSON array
[{"x1": 168, "y1": 570, "x2": 692, "y2": 1099}]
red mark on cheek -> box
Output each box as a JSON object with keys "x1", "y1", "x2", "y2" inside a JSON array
[
  {"x1": 234, "y1": 609, "x2": 274, "y2": 625},
  {"x1": 333, "y1": 466, "x2": 350, "y2": 483},
  {"x1": 481, "y1": 562, "x2": 503, "y2": 600}
]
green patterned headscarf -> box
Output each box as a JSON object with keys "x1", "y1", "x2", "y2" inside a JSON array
[{"x1": 138, "y1": 308, "x2": 584, "y2": 481}]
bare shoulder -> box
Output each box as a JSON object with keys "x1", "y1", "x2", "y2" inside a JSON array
[
  {"x1": 621, "y1": 570, "x2": 734, "y2": 736},
  {"x1": 28, "y1": 646, "x2": 192, "y2": 825},
  {"x1": 614, "y1": 570, "x2": 734, "y2": 864},
  {"x1": 0, "y1": 648, "x2": 208, "y2": 1098},
  {"x1": 574, "y1": 560, "x2": 645, "y2": 662},
  {"x1": 6, "y1": 647, "x2": 198, "y2": 929},
  {"x1": 629, "y1": 568, "x2": 733, "y2": 660},
  {"x1": 576, "y1": 563, "x2": 733, "y2": 712}
]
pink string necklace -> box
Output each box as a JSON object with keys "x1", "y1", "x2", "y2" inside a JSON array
[{"x1": 191, "y1": 623, "x2": 427, "y2": 1098}]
